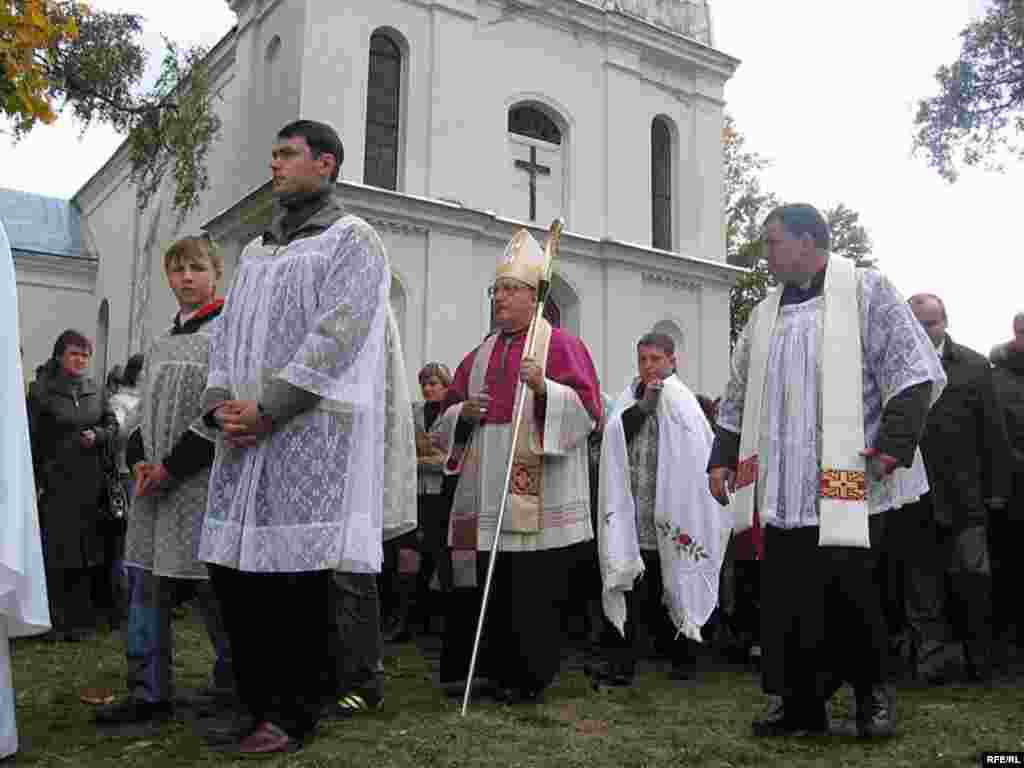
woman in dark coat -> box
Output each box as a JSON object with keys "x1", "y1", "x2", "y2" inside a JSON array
[{"x1": 28, "y1": 330, "x2": 118, "y2": 640}]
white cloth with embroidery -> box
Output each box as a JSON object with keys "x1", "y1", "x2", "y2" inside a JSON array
[
  {"x1": 0, "y1": 222, "x2": 51, "y2": 758},
  {"x1": 442, "y1": 382, "x2": 596, "y2": 552},
  {"x1": 599, "y1": 375, "x2": 729, "y2": 641},
  {"x1": 717, "y1": 267, "x2": 946, "y2": 538},
  {"x1": 200, "y1": 215, "x2": 395, "y2": 574},
  {"x1": 126, "y1": 324, "x2": 219, "y2": 579}
]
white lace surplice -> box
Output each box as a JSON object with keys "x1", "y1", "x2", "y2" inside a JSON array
[
  {"x1": 717, "y1": 269, "x2": 946, "y2": 527},
  {"x1": 200, "y1": 216, "x2": 391, "y2": 573},
  {"x1": 125, "y1": 325, "x2": 219, "y2": 579}
]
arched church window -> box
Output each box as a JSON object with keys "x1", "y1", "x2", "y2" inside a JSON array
[
  {"x1": 651, "y1": 117, "x2": 673, "y2": 251},
  {"x1": 508, "y1": 106, "x2": 562, "y2": 145},
  {"x1": 508, "y1": 104, "x2": 566, "y2": 223},
  {"x1": 364, "y1": 32, "x2": 402, "y2": 190}
]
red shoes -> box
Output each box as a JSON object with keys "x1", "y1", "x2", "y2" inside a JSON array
[{"x1": 237, "y1": 721, "x2": 300, "y2": 756}]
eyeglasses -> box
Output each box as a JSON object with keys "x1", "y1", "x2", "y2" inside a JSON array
[{"x1": 487, "y1": 282, "x2": 532, "y2": 298}]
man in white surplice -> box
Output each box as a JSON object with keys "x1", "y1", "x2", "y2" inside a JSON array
[
  {"x1": 597, "y1": 333, "x2": 728, "y2": 686},
  {"x1": 198, "y1": 120, "x2": 414, "y2": 755},
  {"x1": 708, "y1": 204, "x2": 945, "y2": 740},
  {"x1": 0, "y1": 221, "x2": 51, "y2": 759}
]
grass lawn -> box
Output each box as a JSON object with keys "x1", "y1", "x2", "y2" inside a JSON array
[{"x1": 10, "y1": 606, "x2": 1024, "y2": 768}]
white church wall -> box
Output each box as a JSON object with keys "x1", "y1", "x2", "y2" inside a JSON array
[
  {"x1": 14, "y1": 256, "x2": 97, "y2": 377},
  {"x1": 698, "y1": 280, "x2": 731, "y2": 397},
  {"x1": 471, "y1": 13, "x2": 604, "y2": 232},
  {"x1": 224, "y1": 0, "x2": 304, "y2": 207},
  {"x1": 77, "y1": 172, "x2": 137, "y2": 377},
  {"x1": 300, "y1": 0, "x2": 432, "y2": 195},
  {"x1": 692, "y1": 94, "x2": 726, "y2": 264}
]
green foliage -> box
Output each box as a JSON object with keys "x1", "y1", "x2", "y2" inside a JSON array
[
  {"x1": 913, "y1": 0, "x2": 1024, "y2": 181},
  {"x1": 1, "y1": 0, "x2": 221, "y2": 217},
  {"x1": 826, "y1": 202, "x2": 875, "y2": 268}
]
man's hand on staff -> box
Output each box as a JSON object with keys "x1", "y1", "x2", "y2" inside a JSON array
[
  {"x1": 217, "y1": 400, "x2": 273, "y2": 448},
  {"x1": 709, "y1": 467, "x2": 736, "y2": 507},
  {"x1": 520, "y1": 356, "x2": 546, "y2": 397}
]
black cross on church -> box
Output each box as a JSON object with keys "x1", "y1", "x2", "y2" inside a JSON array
[{"x1": 514, "y1": 146, "x2": 551, "y2": 222}]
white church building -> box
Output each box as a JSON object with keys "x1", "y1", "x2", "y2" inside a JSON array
[{"x1": 14, "y1": 0, "x2": 742, "y2": 400}]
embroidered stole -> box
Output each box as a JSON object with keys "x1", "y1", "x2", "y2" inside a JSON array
[
  {"x1": 453, "y1": 319, "x2": 553, "y2": 538},
  {"x1": 733, "y1": 257, "x2": 870, "y2": 548}
]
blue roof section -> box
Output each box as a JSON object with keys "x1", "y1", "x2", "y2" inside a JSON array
[{"x1": 0, "y1": 187, "x2": 84, "y2": 259}]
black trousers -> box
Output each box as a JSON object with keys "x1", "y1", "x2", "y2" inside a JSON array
[
  {"x1": 440, "y1": 585, "x2": 483, "y2": 685},
  {"x1": 888, "y1": 496, "x2": 992, "y2": 665},
  {"x1": 761, "y1": 517, "x2": 887, "y2": 702},
  {"x1": 325, "y1": 572, "x2": 381, "y2": 698},
  {"x1": 45, "y1": 566, "x2": 94, "y2": 634},
  {"x1": 474, "y1": 544, "x2": 583, "y2": 694},
  {"x1": 207, "y1": 565, "x2": 328, "y2": 739},
  {"x1": 603, "y1": 549, "x2": 697, "y2": 676}
]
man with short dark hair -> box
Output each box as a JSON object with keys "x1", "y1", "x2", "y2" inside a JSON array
[
  {"x1": 900, "y1": 293, "x2": 1010, "y2": 683},
  {"x1": 597, "y1": 332, "x2": 727, "y2": 685},
  {"x1": 199, "y1": 120, "x2": 414, "y2": 754},
  {"x1": 709, "y1": 203, "x2": 944, "y2": 739}
]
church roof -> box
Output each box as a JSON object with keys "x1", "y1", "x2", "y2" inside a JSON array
[{"x1": 0, "y1": 186, "x2": 84, "y2": 259}]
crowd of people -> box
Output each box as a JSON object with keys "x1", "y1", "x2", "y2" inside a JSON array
[{"x1": 3, "y1": 118, "x2": 1022, "y2": 758}]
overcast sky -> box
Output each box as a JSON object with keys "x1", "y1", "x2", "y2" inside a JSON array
[{"x1": 2, "y1": 0, "x2": 1019, "y2": 354}]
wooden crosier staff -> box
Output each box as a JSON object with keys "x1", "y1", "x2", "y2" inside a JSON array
[{"x1": 460, "y1": 218, "x2": 564, "y2": 717}]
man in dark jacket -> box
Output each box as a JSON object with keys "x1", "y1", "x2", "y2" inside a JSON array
[
  {"x1": 989, "y1": 313, "x2": 1024, "y2": 651},
  {"x1": 902, "y1": 294, "x2": 1010, "y2": 683}
]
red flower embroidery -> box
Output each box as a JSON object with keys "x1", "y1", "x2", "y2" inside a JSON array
[{"x1": 676, "y1": 533, "x2": 692, "y2": 546}]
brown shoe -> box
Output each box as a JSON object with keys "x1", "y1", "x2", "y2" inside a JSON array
[
  {"x1": 237, "y1": 721, "x2": 299, "y2": 756},
  {"x1": 80, "y1": 688, "x2": 115, "y2": 706}
]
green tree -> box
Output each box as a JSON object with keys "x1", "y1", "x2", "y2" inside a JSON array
[
  {"x1": 1, "y1": 0, "x2": 220, "y2": 216},
  {"x1": 723, "y1": 114, "x2": 777, "y2": 342},
  {"x1": 913, "y1": 0, "x2": 1024, "y2": 181},
  {"x1": 826, "y1": 203, "x2": 874, "y2": 268}
]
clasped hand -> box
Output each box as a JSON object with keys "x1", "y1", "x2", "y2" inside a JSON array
[{"x1": 215, "y1": 400, "x2": 273, "y2": 448}]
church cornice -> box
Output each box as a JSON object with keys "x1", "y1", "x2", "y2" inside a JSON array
[
  {"x1": 401, "y1": 0, "x2": 479, "y2": 21},
  {"x1": 13, "y1": 251, "x2": 98, "y2": 293},
  {"x1": 641, "y1": 269, "x2": 701, "y2": 292},
  {"x1": 479, "y1": 0, "x2": 738, "y2": 83},
  {"x1": 202, "y1": 180, "x2": 745, "y2": 292}
]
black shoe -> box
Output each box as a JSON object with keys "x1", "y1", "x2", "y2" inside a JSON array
[
  {"x1": 323, "y1": 688, "x2": 383, "y2": 720},
  {"x1": 585, "y1": 660, "x2": 635, "y2": 689},
  {"x1": 752, "y1": 698, "x2": 828, "y2": 738},
  {"x1": 670, "y1": 660, "x2": 697, "y2": 681},
  {"x1": 914, "y1": 641, "x2": 961, "y2": 685},
  {"x1": 95, "y1": 698, "x2": 173, "y2": 725},
  {"x1": 493, "y1": 686, "x2": 542, "y2": 705},
  {"x1": 197, "y1": 711, "x2": 255, "y2": 747},
  {"x1": 855, "y1": 686, "x2": 895, "y2": 739}
]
